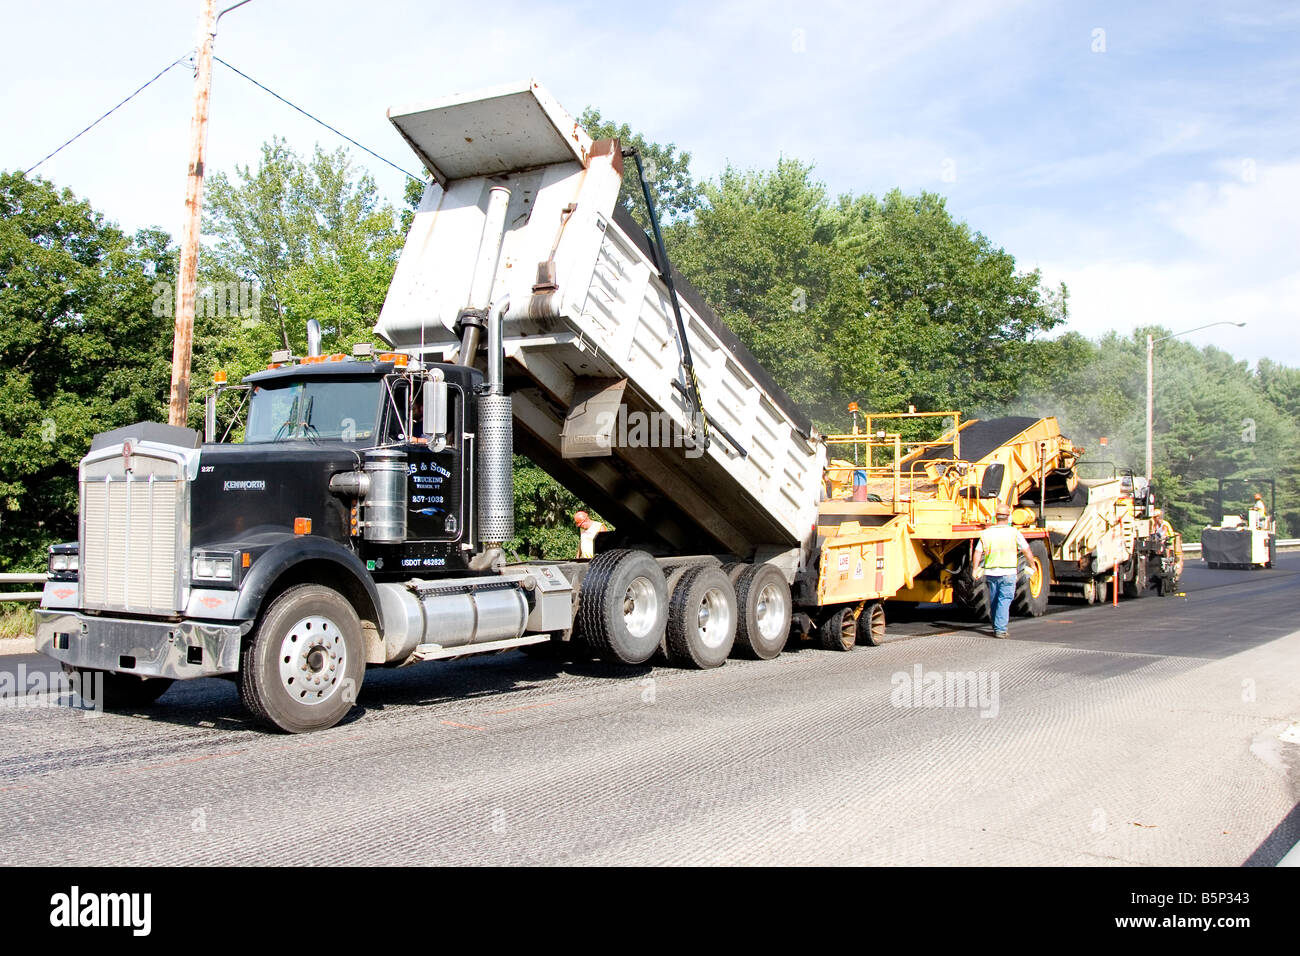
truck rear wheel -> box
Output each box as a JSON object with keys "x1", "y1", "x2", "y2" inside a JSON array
[
  {"x1": 657, "y1": 564, "x2": 693, "y2": 659},
  {"x1": 1013, "y1": 540, "x2": 1051, "y2": 617},
  {"x1": 239, "y1": 584, "x2": 365, "y2": 734},
  {"x1": 1080, "y1": 578, "x2": 1099, "y2": 604},
  {"x1": 817, "y1": 605, "x2": 857, "y2": 652},
  {"x1": 731, "y1": 563, "x2": 791, "y2": 660},
  {"x1": 61, "y1": 665, "x2": 172, "y2": 709},
  {"x1": 1122, "y1": 555, "x2": 1148, "y2": 598},
  {"x1": 855, "y1": 601, "x2": 887, "y2": 646},
  {"x1": 577, "y1": 550, "x2": 667, "y2": 665},
  {"x1": 664, "y1": 565, "x2": 737, "y2": 668}
]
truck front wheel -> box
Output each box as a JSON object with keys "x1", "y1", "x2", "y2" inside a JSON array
[{"x1": 239, "y1": 584, "x2": 365, "y2": 733}]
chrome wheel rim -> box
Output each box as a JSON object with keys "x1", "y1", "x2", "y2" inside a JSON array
[
  {"x1": 278, "y1": 615, "x2": 345, "y2": 706},
  {"x1": 695, "y1": 587, "x2": 733, "y2": 649},
  {"x1": 755, "y1": 582, "x2": 786, "y2": 641},
  {"x1": 623, "y1": 577, "x2": 659, "y2": 639}
]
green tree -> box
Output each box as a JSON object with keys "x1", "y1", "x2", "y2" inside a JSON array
[
  {"x1": 507, "y1": 455, "x2": 582, "y2": 559},
  {"x1": 401, "y1": 173, "x2": 428, "y2": 232},
  {"x1": 195, "y1": 138, "x2": 405, "y2": 389},
  {"x1": 0, "y1": 171, "x2": 175, "y2": 568},
  {"x1": 669, "y1": 159, "x2": 872, "y2": 429},
  {"x1": 668, "y1": 162, "x2": 1066, "y2": 433},
  {"x1": 836, "y1": 189, "x2": 1068, "y2": 414},
  {"x1": 1001, "y1": 328, "x2": 1300, "y2": 539}
]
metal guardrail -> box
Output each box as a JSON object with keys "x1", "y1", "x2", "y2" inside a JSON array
[
  {"x1": 1183, "y1": 538, "x2": 1299, "y2": 554},
  {"x1": 0, "y1": 573, "x2": 47, "y2": 603}
]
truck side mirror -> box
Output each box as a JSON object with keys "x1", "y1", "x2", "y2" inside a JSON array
[{"x1": 423, "y1": 372, "x2": 448, "y2": 451}]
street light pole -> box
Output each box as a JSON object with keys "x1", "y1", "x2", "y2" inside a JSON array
[
  {"x1": 1146, "y1": 333, "x2": 1154, "y2": 482},
  {"x1": 167, "y1": 0, "x2": 252, "y2": 428},
  {"x1": 1145, "y1": 320, "x2": 1246, "y2": 483}
]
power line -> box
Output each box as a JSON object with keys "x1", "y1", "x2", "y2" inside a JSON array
[
  {"x1": 25, "y1": 52, "x2": 192, "y2": 175},
  {"x1": 212, "y1": 56, "x2": 424, "y2": 182}
]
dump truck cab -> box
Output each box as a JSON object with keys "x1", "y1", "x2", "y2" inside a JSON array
[
  {"x1": 35, "y1": 346, "x2": 580, "y2": 732},
  {"x1": 213, "y1": 354, "x2": 483, "y2": 579}
]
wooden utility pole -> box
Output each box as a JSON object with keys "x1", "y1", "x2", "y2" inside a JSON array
[{"x1": 167, "y1": 0, "x2": 217, "y2": 427}]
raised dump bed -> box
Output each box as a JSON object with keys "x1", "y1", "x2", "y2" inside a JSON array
[{"x1": 377, "y1": 81, "x2": 824, "y2": 569}]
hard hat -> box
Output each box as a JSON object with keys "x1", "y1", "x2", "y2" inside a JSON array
[
  {"x1": 574, "y1": 511, "x2": 589, "y2": 526},
  {"x1": 1255, "y1": 493, "x2": 1263, "y2": 500}
]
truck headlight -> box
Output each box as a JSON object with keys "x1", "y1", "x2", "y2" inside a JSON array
[
  {"x1": 48, "y1": 545, "x2": 79, "y2": 578},
  {"x1": 192, "y1": 552, "x2": 236, "y2": 583}
]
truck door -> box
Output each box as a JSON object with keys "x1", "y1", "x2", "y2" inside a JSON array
[{"x1": 385, "y1": 377, "x2": 468, "y2": 545}]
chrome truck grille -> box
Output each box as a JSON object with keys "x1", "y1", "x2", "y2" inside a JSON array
[{"x1": 80, "y1": 441, "x2": 190, "y2": 616}]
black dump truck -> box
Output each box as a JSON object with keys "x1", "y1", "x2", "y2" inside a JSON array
[{"x1": 34, "y1": 82, "x2": 827, "y2": 732}]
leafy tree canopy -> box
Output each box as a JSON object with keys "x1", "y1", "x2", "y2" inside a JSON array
[
  {"x1": 194, "y1": 137, "x2": 405, "y2": 395},
  {"x1": 669, "y1": 160, "x2": 1066, "y2": 431},
  {"x1": 0, "y1": 171, "x2": 175, "y2": 568}
]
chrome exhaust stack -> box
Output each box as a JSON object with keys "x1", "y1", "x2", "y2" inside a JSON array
[{"x1": 473, "y1": 295, "x2": 513, "y2": 566}]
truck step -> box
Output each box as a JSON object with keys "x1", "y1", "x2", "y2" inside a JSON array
[{"x1": 409, "y1": 634, "x2": 552, "y2": 663}]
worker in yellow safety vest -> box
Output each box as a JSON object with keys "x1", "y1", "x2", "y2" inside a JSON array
[{"x1": 971, "y1": 508, "x2": 1035, "y2": 639}]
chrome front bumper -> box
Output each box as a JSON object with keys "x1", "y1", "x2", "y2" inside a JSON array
[{"x1": 34, "y1": 610, "x2": 249, "y2": 679}]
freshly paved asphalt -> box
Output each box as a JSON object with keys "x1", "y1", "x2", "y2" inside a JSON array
[{"x1": 1, "y1": 554, "x2": 1297, "y2": 865}]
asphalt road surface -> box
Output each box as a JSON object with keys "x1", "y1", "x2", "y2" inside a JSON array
[{"x1": 2, "y1": 554, "x2": 1298, "y2": 866}]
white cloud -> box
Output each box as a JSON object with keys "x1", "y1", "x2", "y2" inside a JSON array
[{"x1": 1042, "y1": 160, "x2": 1300, "y2": 364}]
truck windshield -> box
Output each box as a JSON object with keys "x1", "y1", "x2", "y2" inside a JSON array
[{"x1": 244, "y1": 379, "x2": 381, "y2": 443}]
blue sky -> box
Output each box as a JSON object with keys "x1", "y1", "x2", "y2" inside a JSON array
[{"x1": 3, "y1": 0, "x2": 1297, "y2": 364}]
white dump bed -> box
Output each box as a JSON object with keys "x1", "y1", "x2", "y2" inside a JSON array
[{"x1": 377, "y1": 81, "x2": 824, "y2": 564}]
